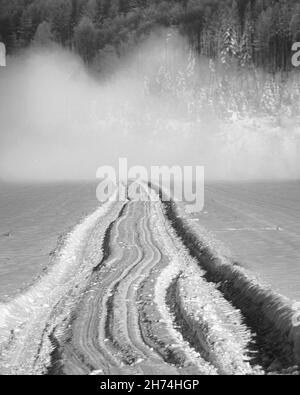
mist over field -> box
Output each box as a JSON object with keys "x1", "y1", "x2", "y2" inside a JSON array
[{"x1": 0, "y1": 32, "x2": 300, "y2": 181}]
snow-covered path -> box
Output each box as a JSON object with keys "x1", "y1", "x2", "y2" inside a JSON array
[{"x1": 0, "y1": 185, "x2": 298, "y2": 375}]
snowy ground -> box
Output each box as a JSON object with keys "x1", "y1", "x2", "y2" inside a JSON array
[
  {"x1": 0, "y1": 184, "x2": 275, "y2": 375},
  {"x1": 183, "y1": 181, "x2": 300, "y2": 301},
  {"x1": 0, "y1": 181, "x2": 99, "y2": 301},
  {"x1": 0, "y1": 181, "x2": 299, "y2": 375}
]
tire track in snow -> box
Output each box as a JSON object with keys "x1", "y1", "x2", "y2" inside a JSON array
[
  {"x1": 0, "y1": 185, "x2": 265, "y2": 375},
  {"x1": 0, "y1": 193, "x2": 124, "y2": 375},
  {"x1": 60, "y1": 198, "x2": 210, "y2": 375}
]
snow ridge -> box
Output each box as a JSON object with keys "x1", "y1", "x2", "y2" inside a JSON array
[
  {"x1": 157, "y1": 189, "x2": 300, "y2": 369},
  {"x1": 0, "y1": 191, "x2": 122, "y2": 374}
]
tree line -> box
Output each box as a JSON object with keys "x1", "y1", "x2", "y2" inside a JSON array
[{"x1": 0, "y1": 0, "x2": 300, "y2": 73}]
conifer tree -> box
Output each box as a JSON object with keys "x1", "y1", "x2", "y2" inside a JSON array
[
  {"x1": 240, "y1": 2, "x2": 254, "y2": 68},
  {"x1": 33, "y1": 21, "x2": 54, "y2": 46},
  {"x1": 220, "y1": 0, "x2": 240, "y2": 67},
  {"x1": 74, "y1": 15, "x2": 98, "y2": 63}
]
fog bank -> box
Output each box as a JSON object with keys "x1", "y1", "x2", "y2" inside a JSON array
[{"x1": 0, "y1": 32, "x2": 300, "y2": 181}]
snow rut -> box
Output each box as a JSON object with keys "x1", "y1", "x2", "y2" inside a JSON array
[
  {"x1": 1, "y1": 183, "x2": 294, "y2": 375},
  {"x1": 155, "y1": 186, "x2": 300, "y2": 373},
  {"x1": 0, "y1": 192, "x2": 123, "y2": 375}
]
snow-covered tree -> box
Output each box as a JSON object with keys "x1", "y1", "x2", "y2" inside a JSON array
[
  {"x1": 240, "y1": 3, "x2": 254, "y2": 68},
  {"x1": 220, "y1": 0, "x2": 240, "y2": 67}
]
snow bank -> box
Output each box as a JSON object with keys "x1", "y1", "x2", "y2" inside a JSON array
[
  {"x1": 155, "y1": 187, "x2": 300, "y2": 368},
  {"x1": 176, "y1": 263, "x2": 255, "y2": 375},
  {"x1": 145, "y1": 183, "x2": 255, "y2": 374},
  {"x1": 0, "y1": 191, "x2": 122, "y2": 374}
]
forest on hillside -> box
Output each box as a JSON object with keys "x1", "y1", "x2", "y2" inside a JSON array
[
  {"x1": 1, "y1": 0, "x2": 300, "y2": 123},
  {"x1": 0, "y1": 0, "x2": 300, "y2": 73}
]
